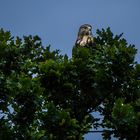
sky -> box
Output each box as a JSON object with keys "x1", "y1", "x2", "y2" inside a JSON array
[{"x1": 0, "y1": 0, "x2": 140, "y2": 139}]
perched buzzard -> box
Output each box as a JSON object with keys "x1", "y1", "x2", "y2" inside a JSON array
[{"x1": 75, "y1": 24, "x2": 94, "y2": 47}]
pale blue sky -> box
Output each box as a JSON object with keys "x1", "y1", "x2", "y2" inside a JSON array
[{"x1": 0, "y1": 0, "x2": 140, "y2": 139}]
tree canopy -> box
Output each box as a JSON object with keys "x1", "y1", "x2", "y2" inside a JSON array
[{"x1": 0, "y1": 28, "x2": 140, "y2": 140}]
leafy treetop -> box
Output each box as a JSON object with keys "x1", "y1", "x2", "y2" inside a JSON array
[{"x1": 0, "y1": 28, "x2": 140, "y2": 140}]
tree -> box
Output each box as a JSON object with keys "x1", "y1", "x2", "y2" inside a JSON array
[{"x1": 0, "y1": 28, "x2": 140, "y2": 140}]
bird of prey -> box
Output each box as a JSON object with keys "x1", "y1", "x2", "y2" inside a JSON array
[{"x1": 75, "y1": 24, "x2": 94, "y2": 47}]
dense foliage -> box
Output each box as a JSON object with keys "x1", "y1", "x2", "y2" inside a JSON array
[{"x1": 0, "y1": 28, "x2": 140, "y2": 140}]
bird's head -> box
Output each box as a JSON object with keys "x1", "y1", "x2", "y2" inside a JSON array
[{"x1": 78, "y1": 24, "x2": 92, "y2": 36}]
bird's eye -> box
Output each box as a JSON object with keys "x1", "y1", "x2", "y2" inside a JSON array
[{"x1": 82, "y1": 27, "x2": 87, "y2": 29}]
